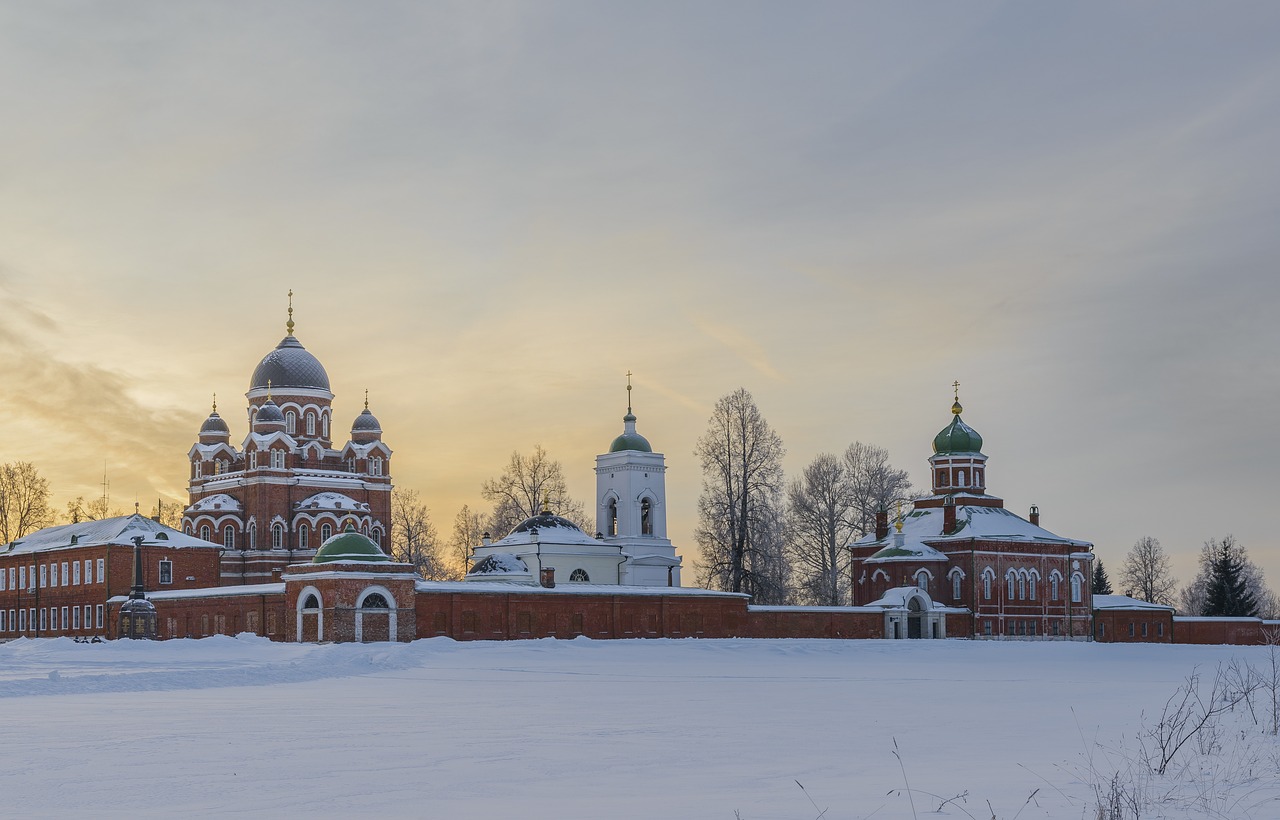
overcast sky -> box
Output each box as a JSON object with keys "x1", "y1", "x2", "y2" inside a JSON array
[{"x1": 2, "y1": 2, "x2": 1278, "y2": 589}]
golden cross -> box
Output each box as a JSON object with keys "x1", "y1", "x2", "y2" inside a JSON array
[
  {"x1": 953, "y1": 380, "x2": 960, "y2": 401},
  {"x1": 626, "y1": 370, "x2": 633, "y2": 413}
]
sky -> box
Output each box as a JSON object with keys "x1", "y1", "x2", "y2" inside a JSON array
[{"x1": 1, "y1": 2, "x2": 1278, "y2": 591}]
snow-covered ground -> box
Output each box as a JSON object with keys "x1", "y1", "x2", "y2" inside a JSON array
[{"x1": 2, "y1": 636, "x2": 1278, "y2": 819}]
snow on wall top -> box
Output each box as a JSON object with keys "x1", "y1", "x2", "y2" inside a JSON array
[
  {"x1": 5, "y1": 514, "x2": 222, "y2": 556},
  {"x1": 294, "y1": 492, "x2": 370, "y2": 513},
  {"x1": 1093, "y1": 594, "x2": 1175, "y2": 611},
  {"x1": 417, "y1": 579, "x2": 748, "y2": 598},
  {"x1": 186, "y1": 493, "x2": 243, "y2": 514}
]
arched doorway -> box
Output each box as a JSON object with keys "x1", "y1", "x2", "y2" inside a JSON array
[
  {"x1": 907, "y1": 595, "x2": 924, "y2": 639},
  {"x1": 297, "y1": 588, "x2": 323, "y2": 642},
  {"x1": 355, "y1": 586, "x2": 397, "y2": 642}
]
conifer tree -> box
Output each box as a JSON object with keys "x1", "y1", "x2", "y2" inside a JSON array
[
  {"x1": 1092, "y1": 559, "x2": 1113, "y2": 595},
  {"x1": 1203, "y1": 538, "x2": 1258, "y2": 617}
]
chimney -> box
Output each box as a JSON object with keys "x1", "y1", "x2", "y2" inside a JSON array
[
  {"x1": 1029, "y1": 505, "x2": 1040, "y2": 527},
  {"x1": 875, "y1": 507, "x2": 889, "y2": 541},
  {"x1": 943, "y1": 496, "x2": 956, "y2": 534},
  {"x1": 540, "y1": 567, "x2": 556, "y2": 588},
  {"x1": 481, "y1": 532, "x2": 491, "y2": 546}
]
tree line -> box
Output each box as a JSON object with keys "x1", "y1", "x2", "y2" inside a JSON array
[{"x1": 1107, "y1": 534, "x2": 1278, "y2": 618}]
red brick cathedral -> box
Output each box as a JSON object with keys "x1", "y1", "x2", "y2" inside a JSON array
[
  {"x1": 182, "y1": 305, "x2": 392, "y2": 584},
  {"x1": 848, "y1": 393, "x2": 1095, "y2": 638}
]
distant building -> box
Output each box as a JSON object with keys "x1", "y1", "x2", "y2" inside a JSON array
[
  {"x1": 848, "y1": 393, "x2": 1095, "y2": 638},
  {"x1": 182, "y1": 302, "x2": 392, "y2": 585}
]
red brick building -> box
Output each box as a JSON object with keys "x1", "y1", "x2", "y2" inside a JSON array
[
  {"x1": 182, "y1": 304, "x2": 392, "y2": 585},
  {"x1": 0, "y1": 514, "x2": 222, "y2": 639},
  {"x1": 849, "y1": 395, "x2": 1095, "y2": 638}
]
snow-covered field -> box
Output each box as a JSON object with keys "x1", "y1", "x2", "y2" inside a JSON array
[{"x1": 2, "y1": 636, "x2": 1279, "y2": 819}]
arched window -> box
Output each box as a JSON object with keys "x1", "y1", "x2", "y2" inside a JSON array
[
  {"x1": 914, "y1": 570, "x2": 929, "y2": 595},
  {"x1": 321, "y1": 523, "x2": 333, "y2": 542},
  {"x1": 983, "y1": 572, "x2": 992, "y2": 600},
  {"x1": 570, "y1": 569, "x2": 589, "y2": 582},
  {"x1": 1051, "y1": 574, "x2": 1061, "y2": 600},
  {"x1": 975, "y1": 469, "x2": 983, "y2": 487},
  {"x1": 302, "y1": 594, "x2": 320, "y2": 610},
  {"x1": 200, "y1": 525, "x2": 211, "y2": 542},
  {"x1": 1071, "y1": 573, "x2": 1083, "y2": 603},
  {"x1": 957, "y1": 469, "x2": 967, "y2": 486},
  {"x1": 223, "y1": 527, "x2": 235, "y2": 549},
  {"x1": 286, "y1": 411, "x2": 296, "y2": 434},
  {"x1": 306, "y1": 413, "x2": 316, "y2": 436},
  {"x1": 607, "y1": 499, "x2": 618, "y2": 537},
  {"x1": 371, "y1": 527, "x2": 382, "y2": 546},
  {"x1": 1007, "y1": 573, "x2": 1016, "y2": 600},
  {"x1": 214, "y1": 460, "x2": 224, "y2": 475},
  {"x1": 271, "y1": 523, "x2": 284, "y2": 549},
  {"x1": 271, "y1": 450, "x2": 285, "y2": 469},
  {"x1": 1017, "y1": 574, "x2": 1026, "y2": 600},
  {"x1": 248, "y1": 525, "x2": 256, "y2": 550},
  {"x1": 322, "y1": 415, "x2": 329, "y2": 438},
  {"x1": 640, "y1": 498, "x2": 653, "y2": 536},
  {"x1": 952, "y1": 574, "x2": 962, "y2": 600},
  {"x1": 937, "y1": 470, "x2": 949, "y2": 487},
  {"x1": 361, "y1": 593, "x2": 389, "y2": 609},
  {"x1": 298, "y1": 525, "x2": 309, "y2": 549},
  {"x1": 1028, "y1": 575, "x2": 1037, "y2": 601}
]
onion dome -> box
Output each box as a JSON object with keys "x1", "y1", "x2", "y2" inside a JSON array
[
  {"x1": 250, "y1": 336, "x2": 331, "y2": 392},
  {"x1": 312, "y1": 524, "x2": 389, "y2": 564},
  {"x1": 608, "y1": 377, "x2": 652, "y2": 452},
  {"x1": 253, "y1": 398, "x2": 286, "y2": 434},
  {"x1": 932, "y1": 399, "x2": 983, "y2": 454},
  {"x1": 200, "y1": 397, "x2": 230, "y2": 437},
  {"x1": 351, "y1": 391, "x2": 382, "y2": 439}
]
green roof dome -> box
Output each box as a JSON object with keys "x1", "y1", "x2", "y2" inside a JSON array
[
  {"x1": 609, "y1": 412, "x2": 652, "y2": 453},
  {"x1": 932, "y1": 400, "x2": 983, "y2": 454},
  {"x1": 312, "y1": 524, "x2": 390, "y2": 564}
]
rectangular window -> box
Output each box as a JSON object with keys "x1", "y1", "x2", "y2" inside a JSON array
[
  {"x1": 0, "y1": 609, "x2": 5, "y2": 631},
  {"x1": 19, "y1": 566, "x2": 26, "y2": 589},
  {"x1": 39, "y1": 565, "x2": 47, "y2": 588},
  {"x1": 19, "y1": 609, "x2": 27, "y2": 631},
  {"x1": 39, "y1": 608, "x2": 47, "y2": 631},
  {"x1": 983, "y1": 620, "x2": 992, "y2": 636},
  {"x1": 83, "y1": 605, "x2": 92, "y2": 629},
  {"x1": 201, "y1": 614, "x2": 209, "y2": 635},
  {"x1": 266, "y1": 612, "x2": 276, "y2": 635},
  {"x1": 61, "y1": 562, "x2": 69, "y2": 586},
  {"x1": 73, "y1": 561, "x2": 81, "y2": 585},
  {"x1": 159, "y1": 560, "x2": 173, "y2": 585},
  {"x1": 84, "y1": 559, "x2": 92, "y2": 584},
  {"x1": 95, "y1": 605, "x2": 103, "y2": 629},
  {"x1": 0, "y1": 568, "x2": 5, "y2": 591},
  {"x1": 1141, "y1": 622, "x2": 1148, "y2": 637},
  {"x1": 61, "y1": 606, "x2": 69, "y2": 630},
  {"x1": 7, "y1": 566, "x2": 12, "y2": 589},
  {"x1": 97, "y1": 558, "x2": 105, "y2": 584},
  {"x1": 1128, "y1": 622, "x2": 1135, "y2": 637}
]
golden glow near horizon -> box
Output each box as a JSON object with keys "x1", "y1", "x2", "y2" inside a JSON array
[{"x1": 1, "y1": 4, "x2": 1278, "y2": 586}]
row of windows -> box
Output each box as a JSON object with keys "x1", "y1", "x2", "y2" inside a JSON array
[
  {"x1": 0, "y1": 559, "x2": 106, "y2": 592},
  {"x1": 915, "y1": 568, "x2": 1084, "y2": 604},
  {"x1": 0, "y1": 604, "x2": 104, "y2": 633},
  {"x1": 980, "y1": 619, "x2": 1062, "y2": 637},
  {"x1": 935, "y1": 467, "x2": 984, "y2": 488},
  {"x1": 196, "y1": 450, "x2": 386, "y2": 477},
  {"x1": 189, "y1": 523, "x2": 383, "y2": 550}
]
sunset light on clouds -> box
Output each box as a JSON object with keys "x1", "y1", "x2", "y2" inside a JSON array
[{"x1": 1, "y1": 2, "x2": 1278, "y2": 586}]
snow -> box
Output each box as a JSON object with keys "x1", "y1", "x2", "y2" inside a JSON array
[
  {"x1": 1093, "y1": 594, "x2": 1175, "y2": 611},
  {"x1": 2, "y1": 637, "x2": 1278, "y2": 818},
  {"x1": 5, "y1": 513, "x2": 220, "y2": 554},
  {"x1": 854, "y1": 503, "x2": 1092, "y2": 551}
]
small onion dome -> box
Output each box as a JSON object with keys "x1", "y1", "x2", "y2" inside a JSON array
[
  {"x1": 250, "y1": 335, "x2": 331, "y2": 392},
  {"x1": 312, "y1": 524, "x2": 389, "y2": 564},
  {"x1": 351, "y1": 408, "x2": 382, "y2": 435},
  {"x1": 200, "y1": 411, "x2": 229, "y2": 436},
  {"x1": 932, "y1": 401, "x2": 984, "y2": 454},
  {"x1": 254, "y1": 399, "x2": 286, "y2": 432},
  {"x1": 509, "y1": 509, "x2": 585, "y2": 537},
  {"x1": 609, "y1": 411, "x2": 652, "y2": 453}
]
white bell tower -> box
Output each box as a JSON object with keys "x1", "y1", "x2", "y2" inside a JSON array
[{"x1": 594, "y1": 375, "x2": 682, "y2": 586}]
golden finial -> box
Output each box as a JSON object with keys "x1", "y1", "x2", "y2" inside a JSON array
[
  {"x1": 626, "y1": 370, "x2": 633, "y2": 414},
  {"x1": 266, "y1": 379, "x2": 273, "y2": 401},
  {"x1": 951, "y1": 380, "x2": 963, "y2": 415},
  {"x1": 364, "y1": 389, "x2": 369, "y2": 411},
  {"x1": 894, "y1": 501, "x2": 904, "y2": 533},
  {"x1": 541, "y1": 492, "x2": 551, "y2": 514},
  {"x1": 212, "y1": 393, "x2": 217, "y2": 414},
  {"x1": 286, "y1": 289, "x2": 295, "y2": 336}
]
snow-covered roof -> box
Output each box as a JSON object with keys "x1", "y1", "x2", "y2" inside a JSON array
[
  {"x1": 5, "y1": 514, "x2": 222, "y2": 556},
  {"x1": 418, "y1": 579, "x2": 747, "y2": 598},
  {"x1": 853, "y1": 503, "x2": 1092, "y2": 552},
  {"x1": 1093, "y1": 594, "x2": 1174, "y2": 612},
  {"x1": 866, "y1": 536, "x2": 948, "y2": 564},
  {"x1": 109, "y1": 582, "x2": 286, "y2": 603},
  {"x1": 186, "y1": 493, "x2": 243, "y2": 514},
  {"x1": 863, "y1": 586, "x2": 939, "y2": 609},
  {"x1": 489, "y1": 512, "x2": 604, "y2": 549},
  {"x1": 467, "y1": 553, "x2": 530, "y2": 578},
  {"x1": 295, "y1": 492, "x2": 370, "y2": 513}
]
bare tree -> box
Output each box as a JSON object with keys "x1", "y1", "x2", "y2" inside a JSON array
[
  {"x1": 481, "y1": 445, "x2": 589, "y2": 536},
  {"x1": 1119, "y1": 536, "x2": 1177, "y2": 606},
  {"x1": 0, "y1": 461, "x2": 54, "y2": 543},
  {"x1": 64, "y1": 495, "x2": 124, "y2": 523},
  {"x1": 449, "y1": 504, "x2": 488, "y2": 577},
  {"x1": 693, "y1": 388, "x2": 789, "y2": 601},
  {"x1": 843, "y1": 442, "x2": 914, "y2": 539},
  {"x1": 1179, "y1": 535, "x2": 1276, "y2": 618},
  {"x1": 786, "y1": 453, "x2": 856, "y2": 605},
  {"x1": 149, "y1": 499, "x2": 184, "y2": 529},
  {"x1": 390, "y1": 488, "x2": 454, "y2": 580}
]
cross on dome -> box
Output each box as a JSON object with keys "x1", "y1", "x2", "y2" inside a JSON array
[{"x1": 286, "y1": 289, "x2": 295, "y2": 336}]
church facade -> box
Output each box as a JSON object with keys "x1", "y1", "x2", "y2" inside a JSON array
[
  {"x1": 848, "y1": 395, "x2": 1095, "y2": 638},
  {"x1": 182, "y1": 305, "x2": 392, "y2": 585}
]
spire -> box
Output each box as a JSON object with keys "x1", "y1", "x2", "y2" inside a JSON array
[
  {"x1": 894, "y1": 501, "x2": 904, "y2": 534},
  {"x1": 266, "y1": 379, "x2": 273, "y2": 401},
  {"x1": 286, "y1": 289, "x2": 295, "y2": 336},
  {"x1": 626, "y1": 370, "x2": 633, "y2": 417}
]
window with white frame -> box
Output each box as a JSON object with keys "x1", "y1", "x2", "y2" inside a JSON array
[
  {"x1": 370, "y1": 457, "x2": 382, "y2": 476},
  {"x1": 95, "y1": 605, "x2": 103, "y2": 629},
  {"x1": 306, "y1": 413, "x2": 316, "y2": 436},
  {"x1": 40, "y1": 565, "x2": 47, "y2": 588},
  {"x1": 371, "y1": 527, "x2": 381, "y2": 546},
  {"x1": 20, "y1": 566, "x2": 27, "y2": 589},
  {"x1": 83, "y1": 605, "x2": 91, "y2": 629},
  {"x1": 159, "y1": 560, "x2": 173, "y2": 585},
  {"x1": 298, "y1": 525, "x2": 309, "y2": 549},
  {"x1": 983, "y1": 572, "x2": 992, "y2": 599},
  {"x1": 271, "y1": 450, "x2": 285, "y2": 469},
  {"x1": 0, "y1": 610, "x2": 5, "y2": 631},
  {"x1": 322, "y1": 415, "x2": 329, "y2": 438},
  {"x1": 200, "y1": 524, "x2": 211, "y2": 542},
  {"x1": 224, "y1": 527, "x2": 236, "y2": 549},
  {"x1": 84, "y1": 559, "x2": 91, "y2": 583},
  {"x1": 195, "y1": 460, "x2": 202, "y2": 478},
  {"x1": 0, "y1": 569, "x2": 5, "y2": 592},
  {"x1": 286, "y1": 410, "x2": 296, "y2": 434},
  {"x1": 271, "y1": 523, "x2": 284, "y2": 549},
  {"x1": 73, "y1": 561, "x2": 80, "y2": 585},
  {"x1": 72, "y1": 606, "x2": 80, "y2": 629},
  {"x1": 914, "y1": 570, "x2": 930, "y2": 594},
  {"x1": 1050, "y1": 574, "x2": 1060, "y2": 600},
  {"x1": 1071, "y1": 573, "x2": 1083, "y2": 603},
  {"x1": 97, "y1": 558, "x2": 104, "y2": 584},
  {"x1": 1007, "y1": 573, "x2": 1015, "y2": 599},
  {"x1": 952, "y1": 573, "x2": 962, "y2": 599},
  {"x1": 1017, "y1": 574, "x2": 1026, "y2": 600},
  {"x1": 248, "y1": 451, "x2": 258, "y2": 470},
  {"x1": 1029, "y1": 575, "x2": 1037, "y2": 600},
  {"x1": 60, "y1": 606, "x2": 69, "y2": 630},
  {"x1": 39, "y1": 608, "x2": 47, "y2": 631},
  {"x1": 61, "y1": 562, "x2": 69, "y2": 586},
  {"x1": 321, "y1": 523, "x2": 333, "y2": 542},
  {"x1": 19, "y1": 609, "x2": 27, "y2": 631}
]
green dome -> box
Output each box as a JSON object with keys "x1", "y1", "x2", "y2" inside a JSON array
[
  {"x1": 312, "y1": 524, "x2": 390, "y2": 563},
  {"x1": 932, "y1": 414, "x2": 983, "y2": 454},
  {"x1": 609, "y1": 412, "x2": 652, "y2": 453}
]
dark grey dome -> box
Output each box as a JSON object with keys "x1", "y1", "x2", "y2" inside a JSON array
[
  {"x1": 352, "y1": 408, "x2": 382, "y2": 433},
  {"x1": 250, "y1": 336, "x2": 331, "y2": 392},
  {"x1": 256, "y1": 400, "x2": 285, "y2": 424},
  {"x1": 510, "y1": 510, "x2": 584, "y2": 536},
  {"x1": 200, "y1": 412, "x2": 229, "y2": 435}
]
